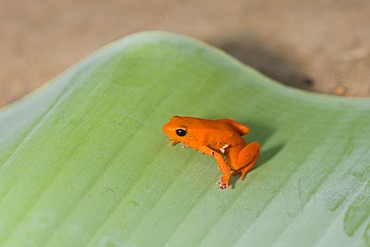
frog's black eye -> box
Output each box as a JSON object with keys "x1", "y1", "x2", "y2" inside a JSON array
[{"x1": 176, "y1": 128, "x2": 187, "y2": 137}]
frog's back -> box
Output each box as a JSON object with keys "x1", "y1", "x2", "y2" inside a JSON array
[
  {"x1": 216, "y1": 119, "x2": 250, "y2": 135},
  {"x1": 172, "y1": 116, "x2": 249, "y2": 135},
  {"x1": 179, "y1": 117, "x2": 234, "y2": 132}
]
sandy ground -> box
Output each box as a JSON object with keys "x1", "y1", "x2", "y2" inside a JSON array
[{"x1": 1, "y1": 0, "x2": 370, "y2": 108}]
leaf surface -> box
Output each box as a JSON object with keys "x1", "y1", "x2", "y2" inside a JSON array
[{"x1": 0, "y1": 32, "x2": 369, "y2": 247}]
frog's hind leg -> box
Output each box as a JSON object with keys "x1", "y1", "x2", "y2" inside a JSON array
[{"x1": 230, "y1": 142, "x2": 260, "y2": 180}]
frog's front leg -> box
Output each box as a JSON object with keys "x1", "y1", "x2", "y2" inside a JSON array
[
  {"x1": 198, "y1": 145, "x2": 230, "y2": 189},
  {"x1": 166, "y1": 138, "x2": 180, "y2": 146}
]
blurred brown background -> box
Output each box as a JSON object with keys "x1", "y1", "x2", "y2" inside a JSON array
[{"x1": 1, "y1": 0, "x2": 370, "y2": 108}]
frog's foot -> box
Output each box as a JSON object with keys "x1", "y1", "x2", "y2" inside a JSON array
[
  {"x1": 217, "y1": 176, "x2": 229, "y2": 189},
  {"x1": 166, "y1": 138, "x2": 180, "y2": 146},
  {"x1": 219, "y1": 144, "x2": 230, "y2": 154},
  {"x1": 218, "y1": 181, "x2": 228, "y2": 189}
]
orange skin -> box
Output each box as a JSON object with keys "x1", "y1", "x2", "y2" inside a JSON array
[{"x1": 162, "y1": 116, "x2": 260, "y2": 189}]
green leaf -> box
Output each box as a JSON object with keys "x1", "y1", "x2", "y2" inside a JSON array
[{"x1": 0, "y1": 32, "x2": 369, "y2": 247}]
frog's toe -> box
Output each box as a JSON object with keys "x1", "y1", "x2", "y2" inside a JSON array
[
  {"x1": 217, "y1": 179, "x2": 228, "y2": 189},
  {"x1": 219, "y1": 182, "x2": 228, "y2": 189}
]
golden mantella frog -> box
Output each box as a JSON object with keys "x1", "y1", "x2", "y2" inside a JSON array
[{"x1": 162, "y1": 116, "x2": 260, "y2": 189}]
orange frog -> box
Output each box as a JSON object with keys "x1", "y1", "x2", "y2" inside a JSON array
[{"x1": 162, "y1": 116, "x2": 260, "y2": 189}]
